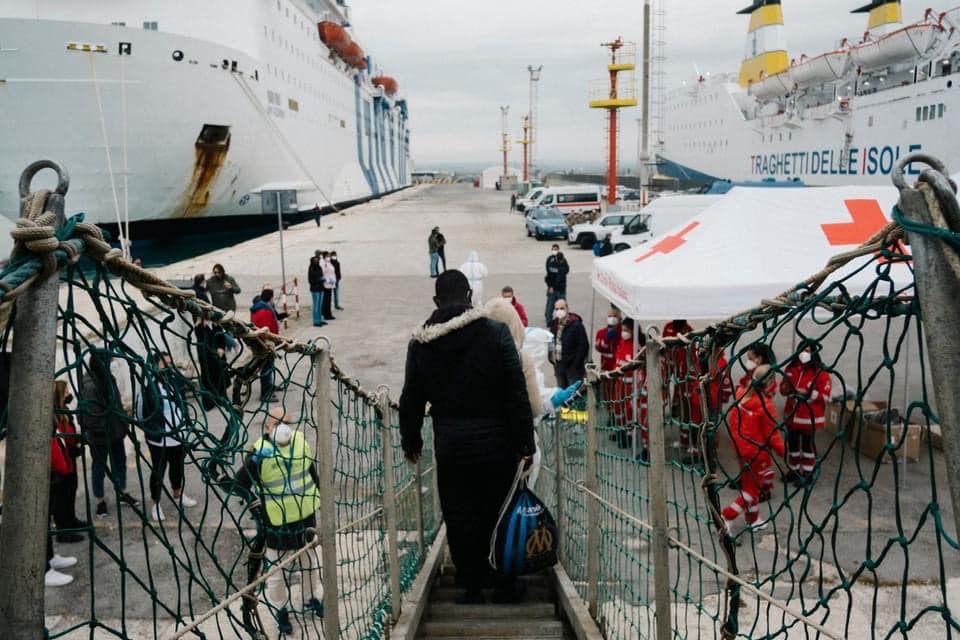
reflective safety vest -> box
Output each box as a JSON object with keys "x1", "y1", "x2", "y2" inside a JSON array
[{"x1": 252, "y1": 431, "x2": 320, "y2": 527}]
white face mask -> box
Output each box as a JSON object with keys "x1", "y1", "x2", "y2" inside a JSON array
[
  {"x1": 607, "y1": 316, "x2": 618, "y2": 326},
  {"x1": 621, "y1": 330, "x2": 632, "y2": 341},
  {"x1": 554, "y1": 309, "x2": 567, "y2": 320},
  {"x1": 273, "y1": 422, "x2": 294, "y2": 446},
  {"x1": 552, "y1": 250, "x2": 559, "y2": 256},
  {"x1": 798, "y1": 351, "x2": 812, "y2": 364},
  {"x1": 744, "y1": 359, "x2": 758, "y2": 371}
]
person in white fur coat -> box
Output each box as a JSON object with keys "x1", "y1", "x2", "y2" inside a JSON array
[{"x1": 485, "y1": 299, "x2": 581, "y2": 489}]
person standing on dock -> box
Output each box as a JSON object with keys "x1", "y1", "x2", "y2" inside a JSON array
[
  {"x1": 399, "y1": 270, "x2": 535, "y2": 604},
  {"x1": 331, "y1": 251, "x2": 344, "y2": 310},
  {"x1": 437, "y1": 229, "x2": 448, "y2": 272},
  {"x1": 80, "y1": 349, "x2": 139, "y2": 519},
  {"x1": 250, "y1": 289, "x2": 281, "y2": 402},
  {"x1": 459, "y1": 251, "x2": 488, "y2": 307},
  {"x1": 321, "y1": 252, "x2": 337, "y2": 321},
  {"x1": 208, "y1": 263, "x2": 242, "y2": 312},
  {"x1": 428, "y1": 227, "x2": 442, "y2": 277},
  {"x1": 549, "y1": 299, "x2": 589, "y2": 388},
  {"x1": 501, "y1": 286, "x2": 528, "y2": 327},
  {"x1": 234, "y1": 406, "x2": 323, "y2": 635},
  {"x1": 543, "y1": 245, "x2": 569, "y2": 327},
  {"x1": 307, "y1": 255, "x2": 326, "y2": 327}
]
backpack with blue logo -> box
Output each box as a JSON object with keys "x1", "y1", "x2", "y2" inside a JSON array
[{"x1": 488, "y1": 461, "x2": 559, "y2": 576}]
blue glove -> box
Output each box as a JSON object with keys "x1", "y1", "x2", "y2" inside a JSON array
[
  {"x1": 551, "y1": 380, "x2": 583, "y2": 408},
  {"x1": 251, "y1": 443, "x2": 275, "y2": 464}
]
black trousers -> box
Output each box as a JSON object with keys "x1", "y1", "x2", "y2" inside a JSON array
[
  {"x1": 51, "y1": 472, "x2": 80, "y2": 529},
  {"x1": 437, "y1": 458, "x2": 516, "y2": 589},
  {"x1": 322, "y1": 287, "x2": 334, "y2": 319},
  {"x1": 148, "y1": 444, "x2": 186, "y2": 502},
  {"x1": 260, "y1": 354, "x2": 275, "y2": 400}
]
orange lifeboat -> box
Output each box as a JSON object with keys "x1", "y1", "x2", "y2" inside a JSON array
[
  {"x1": 372, "y1": 76, "x2": 399, "y2": 96},
  {"x1": 341, "y1": 41, "x2": 367, "y2": 70},
  {"x1": 318, "y1": 21, "x2": 351, "y2": 55}
]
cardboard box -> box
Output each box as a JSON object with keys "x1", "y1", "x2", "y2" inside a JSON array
[
  {"x1": 925, "y1": 423, "x2": 943, "y2": 451},
  {"x1": 825, "y1": 400, "x2": 888, "y2": 443},
  {"x1": 857, "y1": 421, "x2": 921, "y2": 463}
]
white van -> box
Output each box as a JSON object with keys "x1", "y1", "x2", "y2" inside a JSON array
[
  {"x1": 515, "y1": 187, "x2": 546, "y2": 213},
  {"x1": 608, "y1": 194, "x2": 723, "y2": 250},
  {"x1": 532, "y1": 186, "x2": 602, "y2": 215}
]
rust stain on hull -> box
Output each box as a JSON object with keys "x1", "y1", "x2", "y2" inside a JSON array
[{"x1": 179, "y1": 133, "x2": 230, "y2": 218}]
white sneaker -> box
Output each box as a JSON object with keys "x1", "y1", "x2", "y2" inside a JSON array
[
  {"x1": 749, "y1": 519, "x2": 769, "y2": 533},
  {"x1": 49, "y1": 554, "x2": 77, "y2": 570},
  {"x1": 152, "y1": 504, "x2": 165, "y2": 522},
  {"x1": 179, "y1": 494, "x2": 198, "y2": 508},
  {"x1": 45, "y1": 569, "x2": 73, "y2": 587}
]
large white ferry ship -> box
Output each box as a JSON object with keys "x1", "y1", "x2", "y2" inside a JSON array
[
  {"x1": 657, "y1": 1, "x2": 960, "y2": 186},
  {"x1": 0, "y1": 0, "x2": 411, "y2": 234}
]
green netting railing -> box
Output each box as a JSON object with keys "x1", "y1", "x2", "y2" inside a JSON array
[
  {"x1": 538, "y1": 155, "x2": 960, "y2": 639},
  {"x1": 0, "y1": 162, "x2": 441, "y2": 639}
]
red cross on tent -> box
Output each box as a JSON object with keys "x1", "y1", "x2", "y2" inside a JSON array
[{"x1": 634, "y1": 221, "x2": 700, "y2": 262}]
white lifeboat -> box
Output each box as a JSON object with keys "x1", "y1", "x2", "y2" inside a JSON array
[
  {"x1": 850, "y1": 19, "x2": 943, "y2": 71},
  {"x1": 790, "y1": 49, "x2": 852, "y2": 89},
  {"x1": 748, "y1": 70, "x2": 794, "y2": 100}
]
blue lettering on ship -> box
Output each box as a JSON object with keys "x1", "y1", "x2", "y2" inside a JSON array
[{"x1": 750, "y1": 144, "x2": 922, "y2": 178}]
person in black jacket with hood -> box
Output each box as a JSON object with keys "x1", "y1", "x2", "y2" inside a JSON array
[
  {"x1": 549, "y1": 298, "x2": 590, "y2": 388},
  {"x1": 307, "y1": 254, "x2": 326, "y2": 327},
  {"x1": 544, "y1": 245, "x2": 569, "y2": 327},
  {"x1": 399, "y1": 270, "x2": 535, "y2": 605}
]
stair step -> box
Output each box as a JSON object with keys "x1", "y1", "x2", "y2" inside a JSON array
[
  {"x1": 428, "y1": 602, "x2": 555, "y2": 619},
  {"x1": 420, "y1": 636, "x2": 567, "y2": 640},
  {"x1": 420, "y1": 619, "x2": 565, "y2": 637},
  {"x1": 430, "y1": 585, "x2": 553, "y2": 603},
  {"x1": 433, "y1": 574, "x2": 549, "y2": 588}
]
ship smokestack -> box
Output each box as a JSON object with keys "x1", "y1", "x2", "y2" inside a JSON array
[
  {"x1": 852, "y1": 1, "x2": 902, "y2": 36},
  {"x1": 737, "y1": 0, "x2": 789, "y2": 88}
]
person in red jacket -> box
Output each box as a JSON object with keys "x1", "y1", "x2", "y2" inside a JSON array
[
  {"x1": 738, "y1": 342, "x2": 777, "y2": 397},
  {"x1": 611, "y1": 319, "x2": 650, "y2": 459},
  {"x1": 597, "y1": 307, "x2": 622, "y2": 407},
  {"x1": 780, "y1": 341, "x2": 832, "y2": 484},
  {"x1": 500, "y1": 286, "x2": 528, "y2": 327},
  {"x1": 722, "y1": 365, "x2": 785, "y2": 533},
  {"x1": 663, "y1": 319, "x2": 705, "y2": 462},
  {"x1": 250, "y1": 288, "x2": 282, "y2": 402}
]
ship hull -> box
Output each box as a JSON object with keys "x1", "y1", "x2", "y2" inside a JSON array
[{"x1": 0, "y1": 17, "x2": 410, "y2": 229}]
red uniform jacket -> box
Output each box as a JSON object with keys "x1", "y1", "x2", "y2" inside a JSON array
[
  {"x1": 612, "y1": 338, "x2": 647, "y2": 427},
  {"x1": 251, "y1": 302, "x2": 280, "y2": 334},
  {"x1": 780, "y1": 361, "x2": 832, "y2": 433},
  {"x1": 595, "y1": 325, "x2": 621, "y2": 371},
  {"x1": 726, "y1": 387, "x2": 785, "y2": 462}
]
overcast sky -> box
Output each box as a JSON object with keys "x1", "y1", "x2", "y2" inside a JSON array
[{"x1": 348, "y1": 0, "x2": 934, "y2": 170}]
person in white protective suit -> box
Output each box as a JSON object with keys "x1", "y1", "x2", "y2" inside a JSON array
[
  {"x1": 485, "y1": 299, "x2": 581, "y2": 488},
  {"x1": 460, "y1": 251, "x2": 489, "y2": 307}
]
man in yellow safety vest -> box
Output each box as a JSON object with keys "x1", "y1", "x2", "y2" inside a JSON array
[{"x1": 235, "y1": 406, "x2": 323, "y2": 636}]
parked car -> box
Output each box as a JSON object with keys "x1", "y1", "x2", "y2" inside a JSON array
[
  {"x1": 568, "y1": 212, "x2": 634, "y2": 250},
  {"x1": 525, "y1": 206, "x2": 570, "y2": 240},
  {"x1": 608, "y1": 213, "x2": 654, "y2": 251}
]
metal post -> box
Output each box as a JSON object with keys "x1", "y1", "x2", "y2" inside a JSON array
[
  {"x1": 640, "y1": 0, "x2": 652, "y2": 204},
  {"x1": 0, "y1": 160, "x2": 68, "y2": 638},
  {"x1": 584, "y1": 367, "x2": 601, "y2": 617},
  {"x1": 313, "y1": 349, "x2": 340, "y2": 637},
  {"x1": 553, "y1": 415, "x2": 564, "y2": 551},
  {"x1": 893, "y1": 155, "x2": 960, "y2": 539},
  {"x1": 379, "y1": 389, "x2": 402, "y2": 622},
  {"x1": 645, "y1": 333, "x2": 672, "y2": 640},
  {"x1": 414, "y1": 459, "x2": 425, "y2": 556},
  {"x1": 275, "y1": 192, "x2": 288, "y2": 328}
]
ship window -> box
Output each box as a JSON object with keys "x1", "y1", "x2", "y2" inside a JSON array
[
  {"x1": 931, "y1": 103, "x2": 937, "y2": 119},
  {"x1": 868, "y1": 116, "x2": 874, "y2": 127},
  {"x1": 922, "y1": 106, "x2": 929, "y2": 121},
  {"x1": 142, "y1": 21, "x2": 158, "y2": 31},
  {"x1": 939, "y1": 104, "x2": 946, "y2": 118},
  {"x1": 916, "y1": 107, "x2": 922, "y2": 121},
  {"x1": 288, "y1": 98, "x2": 299, "y2": 112},
  {"x1": 112, "y1": 21, "x2": 126, "y2": 27}
]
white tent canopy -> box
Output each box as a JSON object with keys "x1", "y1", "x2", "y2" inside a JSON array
[{"x1": 592, "y1": 184, "x2": 916, "y2": 320}]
